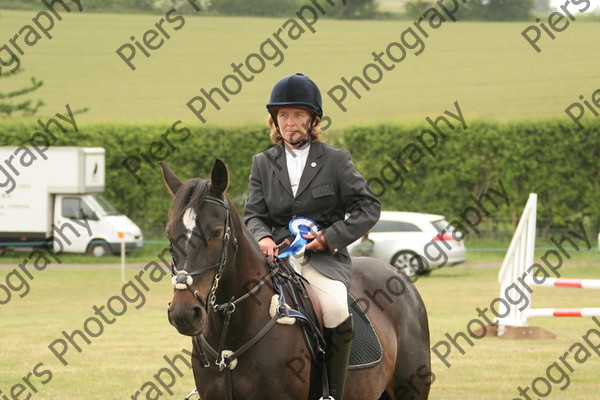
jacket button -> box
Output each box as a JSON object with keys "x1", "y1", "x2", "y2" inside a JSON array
[{"x1": 333, "y1": 248, "x2": 338, "y2": 254}]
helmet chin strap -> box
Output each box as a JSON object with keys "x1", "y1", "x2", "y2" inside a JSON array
[
  {"x1": 274, "y1": 114, "x2": 316, "y2": 148},
  {"x1": 286, "y1": 134, "x2": 310, "y2": 147}
]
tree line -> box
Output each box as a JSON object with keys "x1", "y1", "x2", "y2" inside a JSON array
[
  {"x1": 1, "y1": 0, "x2": 378, "y2": 19},
  {"x1": 0, "y1": 0, "x2": 559, "y2": 20}
]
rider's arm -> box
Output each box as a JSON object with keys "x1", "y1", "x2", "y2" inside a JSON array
[
  {"x1": 323, "y1": 149, "x2": 381, "y2": 254},
  {"x1": 243, "y1": 154, "x2": 273, "y2": 243}
]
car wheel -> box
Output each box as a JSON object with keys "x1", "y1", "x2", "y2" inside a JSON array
[
  {"x1": 392, "y1": 251, "x2": 426, "y2": 277},
  {"x1": 87, "y1": 241, "x2": 111, "y2": 257}
]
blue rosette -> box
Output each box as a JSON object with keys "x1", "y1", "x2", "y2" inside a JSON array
[{"x1": 277, "y1": 217, "x2": 319, "y2": 259}]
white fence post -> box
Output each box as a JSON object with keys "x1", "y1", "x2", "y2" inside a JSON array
[
  {"x1": 121, "y1": 241, "x2": 126, "y2": 283},
  {"x1": 497, "y1": 193, "x2": 537, "y2": 334}
]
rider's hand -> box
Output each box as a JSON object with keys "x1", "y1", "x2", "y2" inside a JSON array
[
  {"x1": 303, "y1": 231, "x2": 328, "y2": 251},
  {"x1": 258, "y1": 237, "x2": 278, "y2": 259}
]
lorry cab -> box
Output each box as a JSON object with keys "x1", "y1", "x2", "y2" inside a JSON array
[
  {"x1": 53, "y1": 193, "x2": 143, "y2": 256},
  {"x1": 0, "y1": 146, "x2": 143, "y2": 257}
]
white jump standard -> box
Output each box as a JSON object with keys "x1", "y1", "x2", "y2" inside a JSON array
[{"x1": 495, "y1": 193, "x2": 597, "y2": 338}]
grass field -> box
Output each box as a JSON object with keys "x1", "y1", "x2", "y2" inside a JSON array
[
  {"x1": 2, "y1": 6, "x2": 600, "y2": 399},
  {"x1": 1, "y1": 250, "x2": 599, "y2": 399},
  {"x1": 0, "y1": 235, "x2": 596, "y2": 264},
  {"x1": 1, "y1": 9, "x2": 599, "y2": 129}
]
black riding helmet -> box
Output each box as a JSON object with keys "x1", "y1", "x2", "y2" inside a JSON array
[
  {"x1": 267, "y1": 73, "x2": 323, "y2": 147},
  {"x1": 266, "y1": 73, "x2": 323, "y2": 118}
]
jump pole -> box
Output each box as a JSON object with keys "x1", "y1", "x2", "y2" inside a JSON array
[{"x1": 481, "y1": 193, "x2": 599, "y2": 339}]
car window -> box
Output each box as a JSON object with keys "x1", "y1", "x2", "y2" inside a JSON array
[
  {"x1": 371, "y1": 220, "x2": 422, "y2": 233},
  {"x1": 91, "y1": 194, "x2": 120, "y2": 215},
  {"x1": 62, "y1": 198, "x2": 95, "y2": 220},
  {"x1": 62, "y1": 198, "x2": 81, "y2": 219},
  {"x1": 432, "y1": 219, "x2": 453, "y2": 233}
]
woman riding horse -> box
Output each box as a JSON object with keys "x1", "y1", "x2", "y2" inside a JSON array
[
  {"x1": 163, "y1": 160, "x2": 431, "y2": 399},
  {"x1": 243, "y1": 73, "x2": 381, "y2": 400}
]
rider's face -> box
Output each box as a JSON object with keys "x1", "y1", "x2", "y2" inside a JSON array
[{"x1": 277, "y1": 108, "x2": 311, "y2": 148}]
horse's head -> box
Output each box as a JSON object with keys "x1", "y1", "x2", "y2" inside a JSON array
[{"x1": 161, "y1": 159, "x2": 234, "y2": 336}]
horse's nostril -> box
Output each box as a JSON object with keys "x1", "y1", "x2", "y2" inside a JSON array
[{"x1": 193, "y1": 305, "x2": 202, "y2": 320}]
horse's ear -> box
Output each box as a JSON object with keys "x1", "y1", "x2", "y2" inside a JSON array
[
  {"x1": 210, "y1": 159, "x2": 229, "y2": 195},
  {"x1": 159, "y1": 161, "x2": 183, "y2": 196}
]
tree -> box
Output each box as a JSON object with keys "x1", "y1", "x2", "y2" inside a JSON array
[
  {"x1": 484, "y1": 0, "x2": 535, "y2": 20},
  {"x1": 324, "y1": 0, "x2": 378, "y2": 18},
  {"x1": 341, "y1": 0, "x2": 378, "y2": 18},
  {"x1": 406, "y1": 0, "x2": 534, "y2": 21},
  {"x1": 405, "y1": 1, "x2": 434, "y2": 19},
  {"x1": 0, "y1": 66, "x2": 44, "y2": 118},
  {"x1": 0, "y1": 13, "x2": 44, "y2": 117},
  {"x1": 208, "y1": 0, "x2": 305, "y2": 17}
]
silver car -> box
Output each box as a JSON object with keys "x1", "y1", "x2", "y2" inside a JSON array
[{"x1": 349, "y1": 211, "x2": 467, "y2": 277}]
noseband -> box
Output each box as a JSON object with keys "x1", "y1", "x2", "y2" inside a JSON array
[
  {"x1": 168, "y1": 194, "x2": 292, "y2": 392},
  {"x1": 170, "y1": 196, "x2": 237, "y2": 312}
]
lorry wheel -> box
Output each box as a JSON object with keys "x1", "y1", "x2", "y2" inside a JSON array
[
  {"x1": 391, "y1": 250, "x2": 426, "y2": 277},
  {"x1": 87, "y1": 241, "x2": 111, "y2": 257}
]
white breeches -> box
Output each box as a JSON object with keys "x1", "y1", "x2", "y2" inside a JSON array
[{"x1": 290, "y1": 257, "x2": 349, "y2": 328}]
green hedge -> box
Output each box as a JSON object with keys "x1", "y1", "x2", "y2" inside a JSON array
[
  {"x1": 1, "y1": 118, "x2": 598, "y2": 239},
  {"x1": 337, "y1": 119, "x2": 600, "y2": 239}
]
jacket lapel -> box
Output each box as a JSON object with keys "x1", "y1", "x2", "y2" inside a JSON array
[
  {"x1": 295, "y1": 142, "x2": 324, "y2": 198},
  {"x1": 267, "y1": 144, "x2": 293, "y2": 197}
]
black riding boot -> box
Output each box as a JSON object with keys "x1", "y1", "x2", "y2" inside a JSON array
[{"x1": 323, "y1": 315, "x2": 353, "y2": 400}]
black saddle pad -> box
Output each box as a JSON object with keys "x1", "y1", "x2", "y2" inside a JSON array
[{"x1": 348, "y1": 294, "x2": 383, "y2": 370}]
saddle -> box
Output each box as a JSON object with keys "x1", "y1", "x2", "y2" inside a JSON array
[
  {"x1": 267, "y1": 257, "x2": 325, "y2": 360},
  {"x1": 268, "y1": 258, "x2": 383, "y2": 369}
]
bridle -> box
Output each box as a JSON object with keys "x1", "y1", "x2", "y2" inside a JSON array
[
  {"x1": 167, "y1": 193, "x2": 329, "y2": 400},
  {"x1": 170, "y1": 196, "x2": 237, "y2": 312},
  {"x1": 169, "y1": 195, "x2": 274, "y2": 315}
]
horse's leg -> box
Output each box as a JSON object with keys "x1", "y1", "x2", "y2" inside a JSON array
[
  {"x1": 343, "y1": 267, "x2": 401, "y2": 399},
  {"x1": 349, "y1": 258, "x2": 431, "y2": 400},
  {"x1": 317, "y1": 291, "x2": 398, "y2": 400},
  {"x1": 387, "y1": 278, "x2": 432, "y2": 400}
]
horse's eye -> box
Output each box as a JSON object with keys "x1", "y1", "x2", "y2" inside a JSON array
[{"x1": 211, "y1": 229, "x2": 223, "y2": 239}]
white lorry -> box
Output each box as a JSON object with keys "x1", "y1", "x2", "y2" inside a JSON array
[{"x1": 0, "y1": 146, "x2": 143, "y2": 256}]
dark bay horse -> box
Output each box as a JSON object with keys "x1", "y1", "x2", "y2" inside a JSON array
[{"x1": 161, "y1": 160, "x2": 431, "y2": 400}]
